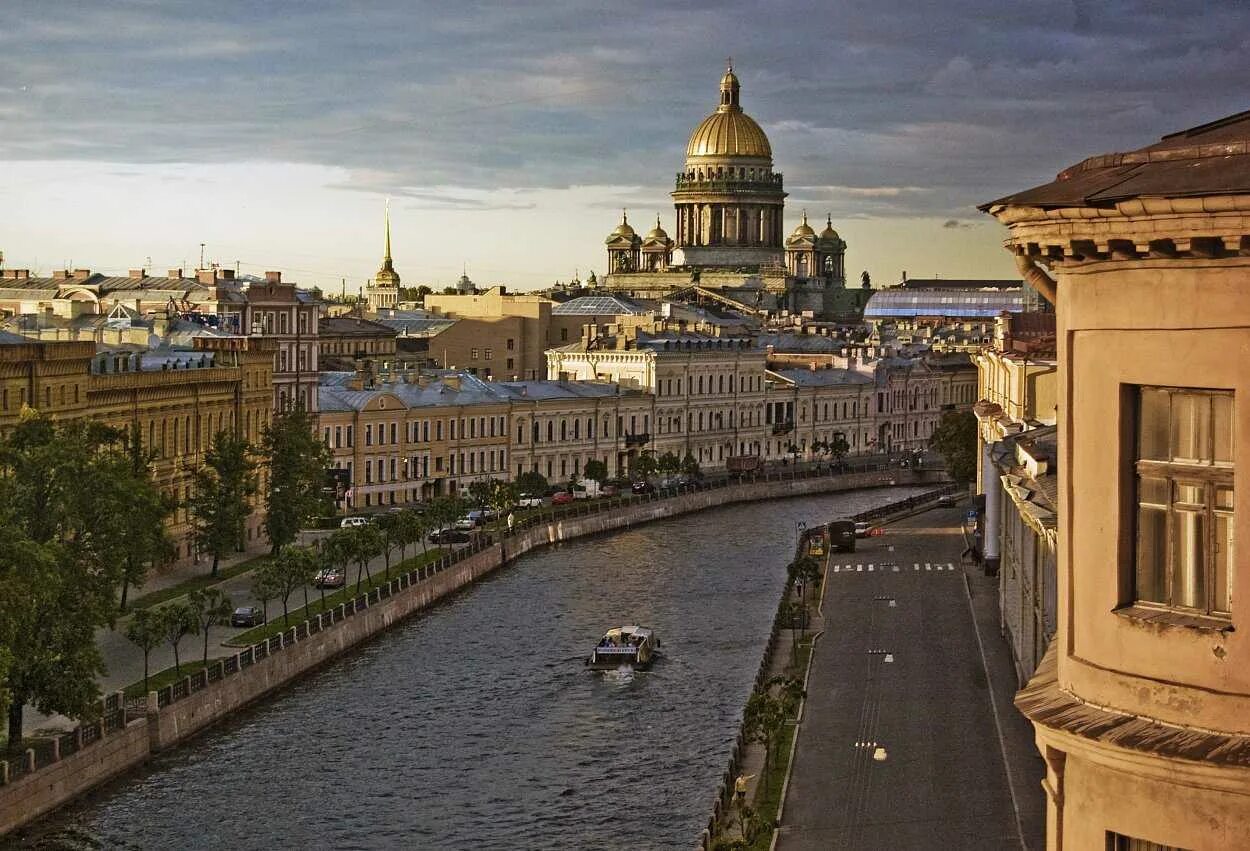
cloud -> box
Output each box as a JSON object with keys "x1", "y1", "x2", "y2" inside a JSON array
[
  {"x1": 0, "y1": 0, "x2": 1246, "y2": 224},
  {"x1": 943, "y1": 219, "x2": 974, "y2": 229}
]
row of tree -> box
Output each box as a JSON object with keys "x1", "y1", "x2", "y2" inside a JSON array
[{"x1": 2, "y1": 404, "x2": 331, "y2": 747}]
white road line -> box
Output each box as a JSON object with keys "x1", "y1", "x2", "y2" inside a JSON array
[
  {"x1": 868, "y1": 563, "x2": 874, "y2": 572},
  {"x1": 913, "y1": 563, "x2": 920, "y2": 571},
  {"x1": 925, "y1": 563, "x2": 932, "y2": 571},
  {"x1": 856, "y1": 564, "x2": 863, "y2": 572},
  {"x1": 833, "y1": 565, "x2": 840, "y2": 572},
  {"x1": 947, "y1": 563, "x2": 955, "y2": 571},
  {"x1": 892, "y1": 564, "x2": 899, "y2": 572}
]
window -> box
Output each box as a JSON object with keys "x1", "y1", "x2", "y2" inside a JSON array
[
  {"x1": 506, "y1": 338, "x2": 515, "y2": 350},
  {"x1": 366, "y1": 424, "x2": 373, "y2": 446},
  {"x1": 1133, "y1": 387, "x2": 1234, "y2": 617},
  {"x1": 390, "y1": 423, "x2": 397, "y2": 444},
  {"x1": 1106, "y1": 832, "x2": 1189, "y2": 851},
  {"x1": 470, "y1": 348, "x2": 479, "y2": 360},
  {"x1": 507, "y1": 358, "x2": 515, "y2": 370},
  {"x1": 484, "y1": 349, "x2": 493, "y2": 360}
]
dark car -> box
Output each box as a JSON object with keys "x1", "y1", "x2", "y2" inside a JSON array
[
  {"x1": 313, "y1": 568, "x2": 346, "y2": 589},
  {"x1": 828, "y1": 520, "x2": 856, "y2": 553},
  {"x1": 631, "y1": 481, "x2": 655, "y2": 495},
  {"x1": 429, "y1": 528, "x2": 471, "y2": 545},
  {"x1": 231, "y1": 606, "x2": 265, "y2": 628}
]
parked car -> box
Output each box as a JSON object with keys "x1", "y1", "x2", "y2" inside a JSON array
[
  {"x1": 551, "y1": 491, "x2": 575, "y2": 505},
  {"x1": 602, "y1": 484, "x2": 620, "y2": 497},
  {"x1": 231, "y1": 606, "x2": 265, "y2": 628},
  {"x1": 340, "y1": 516, "x2": 368, "y2": 529},
  {"x1": 938, "y1": 493, "x2": 959, "y2": 506},
  {"x1": 429, "y1": 528, "x2": 471, "y2": 544},
  {"x1": 517, "y1": 493, "x2": 544, "y2": 508},
  {"x1": 454, "y1": 513, "x2": 481, "y2": 530},
  {"x1": 631, "y1": 481, "x2": 655, "y2": 495},
  {"x1": 572, "y1": 488, "x2": 591, "y2": 500},
  {"x1": 829, "y1": 520, "x2": 857, "y2": 553},
  {"x1": 854, "y1": 521, "x2": 873, "y2": 538},
  {"x1": 313, "y1": 568, "x2": 345, "y2": 589}
]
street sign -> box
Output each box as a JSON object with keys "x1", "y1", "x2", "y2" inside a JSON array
[{"x1": 966, "y1": 509, "x2": 978, "y2": 521}]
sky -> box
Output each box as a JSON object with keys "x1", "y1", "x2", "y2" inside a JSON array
[{"x1": 1, "y1": 1, "x2": 1247, "y2": 293}]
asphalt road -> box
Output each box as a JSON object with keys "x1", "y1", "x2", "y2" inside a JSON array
[{"x1": 777, "y1": 505, "x2": 1035, "y2": 851}]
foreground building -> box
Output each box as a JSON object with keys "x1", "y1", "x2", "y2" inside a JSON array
[
  {"x1": 984, "y1": 111, "x2": 1250, "y2": 849},
  {"x1": 0, "y1": 334, "x2": 274, "y2": 559}
]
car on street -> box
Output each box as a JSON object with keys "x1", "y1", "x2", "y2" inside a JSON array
[
  {"x1": 631, "y1": 481, "x2": 655, "y2": 495},
  {"x1": 602, "y1": 484, "x2": 620, "y2": 497},
  {"x1": 429, "y1": 527, "x2": 471, "y2": 544},
  {"x1": 854, "y1": 521, "x2": 873, "y2": 538},
  {"x1": 340, "y1": 516, "x2": 368, "y2": 529},
  {"x1": 551, "y1": 491, "x2": 574, "y2": 505},
  {"x1": 517, "y1": 493, "x2": 544, "y2": 508},
  {"x1": 454, "y1": 513, "x2": 480, "y2": 530},
  {"x1": 829, "y1": 520, "x2": 857, "y2": 553},
  {"x1": 313, "y1": 568, "x2": 346, "y2": 589},
  {"x1": 231, "y1": 606, "x2": 265, "y2": 628},
  {"x1": 938, "y1": 493, "x2": 959, "y2": 506}
]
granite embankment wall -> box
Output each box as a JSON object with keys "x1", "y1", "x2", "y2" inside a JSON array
[{"x1": 0, "y1": 468, "x2": 948, "y2": 836}]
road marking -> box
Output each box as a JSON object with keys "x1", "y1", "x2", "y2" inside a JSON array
[
  {"x1": 913, "y1": 563, "x2": 920, "y2": 571},
  {"x1": 856, "y1": 564, "x2": 863, "y2": 572},
  {"x1": 832, "y1": 564, "x2": 840, "y2": 572},
  {"x1": 925, "y1": 563, "x2": 932, "y2": 571},
  {"x1": 892, "y1": 564, "x2": 899, "y2": 572},
  {"x1": 868, "y1": 563, "x2": 874, "y2": 572},
  {"x1": 947, "y1": 562, "x2": 955, "y2": 571}
]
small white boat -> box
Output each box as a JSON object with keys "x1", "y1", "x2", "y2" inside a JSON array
[{"x1": 587, "y1": 625, "x2": 659, "y2": 670}]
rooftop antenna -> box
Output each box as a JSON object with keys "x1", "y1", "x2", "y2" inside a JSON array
[
  {"x1": 199, "y1": 243, "x2": 206, "y2": 269},
  {"x1": 341, "y1": 278, "x2": 347, "y2": 298}
]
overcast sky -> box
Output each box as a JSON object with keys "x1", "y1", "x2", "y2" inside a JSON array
[{"x1": 2, "y1": 1, "x2": 1247, "y2": 292}]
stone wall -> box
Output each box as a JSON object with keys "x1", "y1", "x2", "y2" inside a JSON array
[{"x1": 1, "y1": 468, "x2": 946, "y2": 836}]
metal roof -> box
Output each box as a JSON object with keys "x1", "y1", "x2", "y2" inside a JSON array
[
  {"x1": 864, "y1": 289, "x2": 1021, "y2": 318},
  {"x1": 551, "y1": 295, "x2": 649, "y2": 315}
]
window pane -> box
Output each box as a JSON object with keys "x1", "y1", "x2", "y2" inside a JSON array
[
  {"x1": 1213, "y1": 393, "x2": 1235, "y2": 466},
  {"x1": 1170, "y1": 393, "x2": 1211, "y2": 462},
  {"x1": 1172, "y1": 506, "x2": 1206, "y2": 608},
  {"x1": 1139, "y1": 388, "x2": 1170, "y2": 461},
  {"x1": 1216, "y1": 485, "x2": 1235, "y2": 511},
  {"x1": 1174, "y1": 481, "x2": 1204, "y2": 506},
  {"x1": 1215, "y1": 511, "x2": 1233, "y2": 614},
  {"x1": 1139, "y1": 476, "x2": 1168, "y2": 507},
  {"x1": 1136, "y1": 504, "x2": 1167, "y2": 603}
]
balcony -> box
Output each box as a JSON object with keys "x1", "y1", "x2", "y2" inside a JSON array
[
  {"x1": 624, "y1": 432, "x2": 650, "y2": 447},
  {"x1": 771, "y1": 421, "x2": 794, "y2": 436}
]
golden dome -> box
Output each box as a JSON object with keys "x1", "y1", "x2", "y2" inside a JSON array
[
  {"x1": 819, "y1": 214, "x2": 841, "y2": 241},
  {"x1": 608, "y1": 210, "x2": 637, "y2": 239},
  {"x1": 790, "y1": 210, "x2": 816, "y2": 238},
  {"x1": 685, "y1": 66, "x2": 772, "y2": 160},
  {"x1": 645, "y1": 216, "x2": 670, "y2": 241}
]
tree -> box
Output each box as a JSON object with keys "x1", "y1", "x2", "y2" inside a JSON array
[
  {"x1": 261, "y1": 404, "x2": 332, "y2": 554},
  {"x1": 250, "y1": 561, "x2": 282, "y2": 624},
  {"x1": 583, "y1": 459, "x2": 609, "y2": 486},
  {"x1": 0, "y1": 415, "x2": 134, "y2": 746},
  {"x1": 114, "y1": 422, "x2": 176, "y2": 612},
  {"x1": 124, "y1": 608, "x2": 164, "y2": 696},
  {"x1": 271, "y1": 546, "x2": 316, "y2": 628},
  {"x1": 375, "y1": 513, "x2": 400, "y2": 578},
  {"x1": 656, "y1": 451, "x2": 680, "y2": 479},
  {"x1": 680, "y1": 452, "x2": 701, "y2": 478},
  {"x1": 349, "y1": 525, "x2": 384, "y2": 594},
  {"x1": 782, "y1": 599, "x2": 809, "y2": 661},
  {"x1": 187, "y1": 588, "x2": 233, "y2": 666},
  {"x1": 829, "y1": 432, "x2": 850, "y2": 469},
  {"x1": 742, "y1": 689, "x2": 787, "y2": 772},
  {"x1": 159, "y1": 602, "x2": 198, "y2": 677},
  {"x1": 467, "y1": 478, "x2": 498, "y2": 509},
  {"x1": 787, "y1": 555, "x2": 822, "y2": 600},
  {"x1": 630, "y1": 451, "x2": 657, "y2": 482},
  {"x1": 188, "y1": 429, "x2": 257, "y2": 577},
  {"x1": 319, "y1": 531, "x2": 354, "y2": 611},
  {"x1": 394, "y1": 510, "x2": 423, "y2": 567},
  {"x1": 488, "y1": 481, "x2": 519, "y2": 536},
  {"x1": 930, "y1": 410, "x2": 978, "y2": 484},
  {"x1": 515, "y1": 470, "x2": 548, "y2": 496}
]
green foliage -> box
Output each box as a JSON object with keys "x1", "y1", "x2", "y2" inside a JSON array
[
  {"x1": 467, "y1": 478, "x2": 498, "y2": 508},
  {"x1": 187, "y1": 587, "x2": 233, "y2": 665},
  {"x1": 188, "y1": 429, "x2": 257, "y2": 577},
  {"x1": 348, "y1": 525, "x2": 384, "y2": 593},
  {"x1": 680, "y1": 452, "x2": 701, "y2": 478},
  {"x1": 929, "y1": 410, "x2": 978, "y2": 484},
  {"x1": 829, "y1": 432, "x2": 850, "y2": 462},
  {"x1": 158, "y1": 602, "x2": 198, "y2": 677},
  {"x1": 515, "y1": 470, "x2": 548, "y2": 495},
  {"x1": 124, "y1": 608, "x2": 164, "y2": 694},
  {"x1": 261, "y1": 405, "x2": 332, "y2": 554},
  {"x1": 269, "y1": 546, "x2": 318, "y2": 627},
  {"x1": 250, "y1": 560, "x2": 283, "y2": 623},
  {"x1": 0, "y1": 415, "x2": 159, "y2": 746},
  {"x1": 116, "y1": 422, "x2": 176, "y2": 611},
  {"x1": 656, "y1": 451, "x2": 680, "y2": 478},
  {"x1": 630, "y1": 451, "x2": 658, "y2": 480},
  {"x1": 583, "y1": 459, "x2": 609, "y2": 485}
]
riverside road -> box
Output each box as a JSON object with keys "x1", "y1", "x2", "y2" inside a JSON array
[
  {"x1": 777, "y1": 504, "x2": 1045, "y2": 850},
  {"x1": 19, "y1": 486, "x2": 933, "y2": 851}
]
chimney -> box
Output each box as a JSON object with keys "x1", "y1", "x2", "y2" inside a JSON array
[
  {"x1": 73, "y1": 268, "x2": 92, "y2": 279},
  {"x1": 220, "y1": 269, "x2": 235, "y2": 281},
  {"x1": 168, "y1": 268, "x2": 184, "y2": 279},
  {"x1": 197, "y1": 268, "x2": 217, "y2": 285},
  {"x1": 902, "y1": 270, "x2": 907, "y2": 282},
  {"x1": 264, "y1": 271, "x2": 282, "y2": 284},
  {"x1": 443, "y1": 374, "x2": 461, "y2": 390},
  {"x1": 128, "y1": 269, "x2": 147, "y2": 279},
  {"x1": 53, "y1": 270, "x2": 71, "y2": 280}
]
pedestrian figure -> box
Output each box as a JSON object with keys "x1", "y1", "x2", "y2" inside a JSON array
[
  {"x1": 734, "y1": 772, "x2": 755, "y2": 806},
  {"x1": 506, "y1": 511, "x2": 515, "y2": 533}
]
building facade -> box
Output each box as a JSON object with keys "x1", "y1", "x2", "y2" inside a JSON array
[{"x1": 984, "y1": 111, "x2": 1250, "y2": 850}]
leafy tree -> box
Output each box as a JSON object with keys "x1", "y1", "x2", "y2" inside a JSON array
[
  {"x1": 349, "y1": 525, "x2": 384, "y2": 594},
  {"x1": 467, "y1": 478, "x2": 499, "y2": 508},
  {"x1": 375, "y1": 513, "x2": 400, "y2": 578},
  {"x1": 829, "y1": 432, "x2": 850, "y2": 468},
  {"x1": 583, "y1": 459, "x2": 609, "y2": 486},
  {"x1": 782, "y1": 599, "x2": 809, "y2": 661},
  {"x1": 929, "y1": 410, "x2": 978, "y2": 484},
  {"x1": 656, "y1": 451, "x2": 681, "y2": 478},
  {"x1": 515, "y1": 470, "x2": 548, "y2": 496},
  {"x1": 124, "y1": 607, "x2": 164, "y2": 696},
  {"x1": 116, "y1": 422, "x2": 176, "y2": 612},
  {"x1": 319, "y1": 531, "x2": 354, "y2": 611},
  {"x1": 261, "y1": 404, "x2": 332, "y2": 554},
  {"x1": 630, "y1": 451, "x2": 657, "y2": 481},
  {"x1": 0, "y1": 415, "x2": 133, "y2": 746},
  {"x1": 250, "y1": 561, "x2": 281, "y2": 623},
  {"x1": 742, "y1": 689, "x2": 787, "y2": 772},
  {"x1": 188, "y1": 429, "x2": 257, "y2": 577},
  {"x1": 187, "y1": 588, "x2": 233, "y2": 666},
  {"x1": 787, "y1": 555, "x2": 822, "y2": 600},
  {"x1": 159, "y1": 602, "x2": 198, "y2": 677},
  {"x1": 271, "y1": 546, "x2": 316, "y2": 627},
  {"x1": 394, "y1": 510, "x2": 423, "y2": 566},
  {"x1": 680, "y1": 452, "x2": 701, "y2": 478}
]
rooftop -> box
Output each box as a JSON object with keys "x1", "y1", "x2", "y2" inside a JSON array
[{"x1": 865, "y1": 288, "x2": 1022, "y2": 319}]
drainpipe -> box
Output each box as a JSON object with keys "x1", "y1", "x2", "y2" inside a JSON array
[{"x1": 1014, "y1": 254, "x2": 1057, "y2": 308}]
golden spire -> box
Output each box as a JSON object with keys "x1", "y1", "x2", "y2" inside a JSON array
[{"x1": 384, "y1": 198, "x2": 393, "y2": 263}]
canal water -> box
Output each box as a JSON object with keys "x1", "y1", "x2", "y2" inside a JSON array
[{"x1": 19, "y1": 487, "x2": 929, "y2": 851}]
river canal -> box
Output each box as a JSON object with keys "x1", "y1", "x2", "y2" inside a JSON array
[{"x1": 20, "y1": 487, "x2": 929, "y2": 851}]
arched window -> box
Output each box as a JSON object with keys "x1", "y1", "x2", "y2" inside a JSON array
[
  {"x1": 560, "y1": 420, "x2": 567, "y2": 441},
  {"x1": 547, "y1": 421, "x2": 554, "y2": 442}
]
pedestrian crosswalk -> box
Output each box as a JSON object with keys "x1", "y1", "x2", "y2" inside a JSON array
[{"x1": 829, "y1": 562, "x2": 959, "y2": 573}]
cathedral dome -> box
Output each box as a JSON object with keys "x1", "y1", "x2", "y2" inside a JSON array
[
  {"x1": 819, "y1": 214, "x2": 841, "y2": 241},
  {"x1": 788, "y1": 211, "x2": 816, "y2": 241},
  {"x1": 685, "y1": 66, "x2": 772, "y2": 160},
  {"x1": 644, "y1": 217, "x2": 670, "y2": 241},
  {"x1": 606, "y1": 211, "x2": 638, "y2": 243}
]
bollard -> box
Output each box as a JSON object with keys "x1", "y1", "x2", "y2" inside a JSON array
[
  {"x1": 24, "y1": 749, "x2": 35, "y2": 772},
  {"x1": 75, "y1": 726, "x2": 84, "y2": 750},
  {"x1": 51, "y1": 737, "x2": 61, "y2": 761}
]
